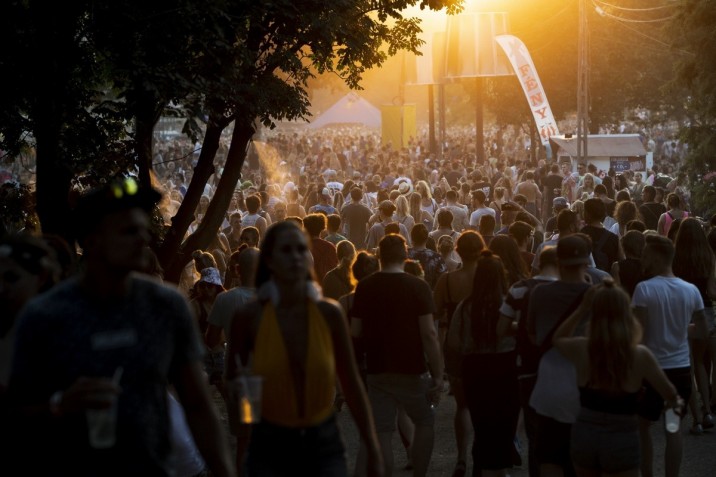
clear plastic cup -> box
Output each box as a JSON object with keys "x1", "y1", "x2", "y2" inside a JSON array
[
  {"x1": 86, "y1": 367, "x2": 122, "y2": 448},
  {"x1": 239, "y1": 375, "x2": 263, "y2": 424},
  {"x1": 86, "y1": 396, "x2": 118, "y2": 448}
]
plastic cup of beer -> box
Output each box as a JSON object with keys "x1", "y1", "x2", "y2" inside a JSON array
[
  {"x1": 239, "y1": 375, "x2": 263, "y2": 424},
  {"x1": 86, "y1": 367, "x2": 122, "y2": 449}
]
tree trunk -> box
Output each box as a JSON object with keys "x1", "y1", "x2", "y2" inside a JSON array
[
  {"x1": 162, "y1": 118, "x2": 255, "y2": 283},
  {"x1": 32, "y1": 4, "x2": 75, "y2": 246},
  {"x1": 35, "y1": 137, "x2": 74, "y2": 244},
  {"x1": 158, "y1": 117, "x2": 226, "y2": 279}
]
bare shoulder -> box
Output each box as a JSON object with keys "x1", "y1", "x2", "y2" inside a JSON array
[
  {"x1": 317, "y1": 299, "x2": 346, "y2": 329},
  {"x1": 635, "y1": 344, "x2": 655, "y2": 360},
  {"x1": 318, "y1": 299, "x2": 344, "y2": 318}
]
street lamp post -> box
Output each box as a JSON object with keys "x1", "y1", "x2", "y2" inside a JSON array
[{"x1": 577, "y1": 0, "x2": 589, "y2": 163}]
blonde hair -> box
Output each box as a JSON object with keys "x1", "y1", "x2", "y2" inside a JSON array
[
  {"x1": 416, "y1": 180, "x2": 433, "y2": 201},
  {"x1": 409, "y1": 192, "x2": 423, "y2": 223},
  {"x1": 582, "y1": 173, "x2": 596, "y2": 189},
  {"x1": 395, "y1": 194, "x2": 410, "y2": 218},
  {"x1": 333, "y1": 191, "x2": 344, "y2": 210}
]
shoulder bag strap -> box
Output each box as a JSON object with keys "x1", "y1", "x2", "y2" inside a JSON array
[{"x1": 538, "y1": 288, "x2": 588, "y2": 357}]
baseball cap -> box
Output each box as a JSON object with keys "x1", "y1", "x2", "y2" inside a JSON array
[
  {"x1": 557, "y1": 235, "x2": 591, "y2": 266},
  {"x1": 321, "y1": 187, "x2": 331, "y2": 197},
  {"x1": 379, "y1": 200, "x2": 396, "y2": 213},
  {"x1": 553, "y1": 197, "x2": 569, "y2": 208}
]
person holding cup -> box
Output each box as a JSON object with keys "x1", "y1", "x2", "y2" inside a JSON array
[
  {"x1": 6, "y1": 177, "x2": 236, "y2": 477},
  {"x1": 553, "y1": 279, "x2": 685, "y2": 477},
  {"x1": 226, "y1": 220, "x2": 383, "y2": 476}
]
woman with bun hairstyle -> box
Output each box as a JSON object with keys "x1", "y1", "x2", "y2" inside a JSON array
[{"x1": 554, "y1": 279, "x2": 684, "y2": 476}]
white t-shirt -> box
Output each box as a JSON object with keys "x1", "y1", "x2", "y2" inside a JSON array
[
  {"x1": 469, "y1": 206, "x2": 496, "y2": 228},
  {"x1": 632, "y1": 275, "x2": 704, "y2": 369}
]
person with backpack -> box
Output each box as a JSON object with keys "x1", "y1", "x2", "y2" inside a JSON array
[
  {"x1": 526, "y1": 234, "x2": 593, "y2": 477},
  {"x1": 657, "y1": 193, "x2": 689, "y2": 238},
  {"x1": 365, "y1": 200, "x2": 410, "y2": 251},
  {"x1": 497, "y1": 246, "x2": 560, "y2": 477}
]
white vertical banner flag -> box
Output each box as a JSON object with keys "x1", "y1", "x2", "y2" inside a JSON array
[{"x1": 496, "y1": 34, "x2": 559, "y2": 145}]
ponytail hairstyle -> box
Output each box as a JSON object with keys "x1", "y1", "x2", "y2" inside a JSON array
[
  {"x1": 469, "y1": 250, "x2": 509, "y2": 351},
  {"x1": 587, "y1": 278, "x2": 642, "y2": 390}
]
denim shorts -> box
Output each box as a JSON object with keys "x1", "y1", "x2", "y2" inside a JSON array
[
  {"x1": 367, "y1": 373, "x2": 435, "y2": 433},
  {"x1": 571, "y1": 408, "x2": 639, "y2": 473},
  {"x1": 247, "y1": 415, "x2": 347, "y2": 476}
]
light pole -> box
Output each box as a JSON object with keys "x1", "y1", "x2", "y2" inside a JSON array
[{"x1": 577, "y1": 0, "x2": 589, "y2": 163}]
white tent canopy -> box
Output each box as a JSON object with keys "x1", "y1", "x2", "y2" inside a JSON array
[{"x1": 307, "y1": 92, "x2": 381, "y2": 129}]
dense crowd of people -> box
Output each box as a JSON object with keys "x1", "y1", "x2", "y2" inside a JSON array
[{"x1": 1, "y1": 123, "x2": 713, "y2": 477}]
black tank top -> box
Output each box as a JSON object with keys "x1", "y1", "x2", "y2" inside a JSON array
[{"x1": 579, "y1": 386, "x2": 640, "y2": 415}]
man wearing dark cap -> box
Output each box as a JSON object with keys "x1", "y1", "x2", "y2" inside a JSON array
[
  {"x1": 526, "y1": 233, "x2": 593, "y2": 477},
  {"x1": 7, "y1": 177, "x2": 236, "y2": 476},
  {"x1": 366, "y1": 200, "x2": 409, "y2": 251},
  {"x1": 496, "y1": 201, "x2": 521, "y2": 235}
]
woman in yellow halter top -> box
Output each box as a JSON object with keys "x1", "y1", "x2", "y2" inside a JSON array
[{"x1": 226, "y1": 221, "x2": 383, "y2": 476}]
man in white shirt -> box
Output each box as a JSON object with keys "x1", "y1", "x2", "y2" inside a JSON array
[
  {"x1": 468, "y1": 190, "x2": 495, "y2": 230},
  {"x1": 632, "y1": 235, "x2": 709, "y2": 477},
  {"x1": 434, "y1": 190, "x2": 469, "y2": 232}
]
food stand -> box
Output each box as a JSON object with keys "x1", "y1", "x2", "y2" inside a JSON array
[{"x1": 549, "y1": 134, "x2": 653, "y2": 179}]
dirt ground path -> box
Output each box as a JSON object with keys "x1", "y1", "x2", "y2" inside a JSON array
[{"x1": 213, "y1": 389, "x2": 716, "y2": 476}]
